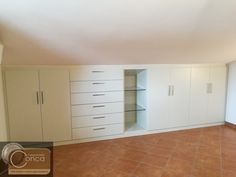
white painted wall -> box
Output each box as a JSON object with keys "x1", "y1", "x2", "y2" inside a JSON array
[
  {"x1": 226, "y1": 61, "x2": 236, "y2": 124},
  {"x1": 0, "y1": 44, "x2": 8, "y2": 141}
]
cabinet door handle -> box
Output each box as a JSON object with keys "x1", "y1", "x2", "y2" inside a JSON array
[
  {"x1": 207, "y1": 83, "x2": 213, "y2": 94},
  {"x1": 36, "y1": 91, "x2": 40, "y2": 104},
  {"x1": 206, "y1": 83, "x2": 208, "y2": 93},
  {"x1": 93, "y1": 127, "x2": 106, "y2": 131},
  {"x1": 92, "y1": 70, "x2": 104, "y2": 73},
  {"x1": 168, "y1": 85, "x2": 171, "y2": 96},
  {"x1": 41, "y1": 91, "x2": 44, "y2": 104},
  {"x1": 92, "y1": 94, "x2": 105, "y2": 97},
  {"x1": 93, "y1": 116, "x2": 105, "y2": 119},
  {"x1": 92, "y1": 82, "x2": 105, "y2": 85},
  {"x1": 172, "y1": 85, "x2": 175, "y2": 96},
  {"x1": 93, "y1": 105, "x2": 105, "y2": 108},
  {"x1": 210, "y1": 83, "x2": 213, "y2": 93}
]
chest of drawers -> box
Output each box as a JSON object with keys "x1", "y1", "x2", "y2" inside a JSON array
[{"x1": 70, "y1": 68, "x2": 124, "y2": 139}]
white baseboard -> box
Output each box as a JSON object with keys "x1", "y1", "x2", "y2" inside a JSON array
[{"x1": 54, "y1": 122, "x2": 225, "y2": 146}]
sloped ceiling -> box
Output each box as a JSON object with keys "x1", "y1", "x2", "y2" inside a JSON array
[{"x1": 0, "y1": 0, "x2": 236, "y2": 65}]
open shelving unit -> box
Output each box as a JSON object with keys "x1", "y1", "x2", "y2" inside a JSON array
[{"x1": 124, "y1": 69, "x2": 147, "y2": 132}]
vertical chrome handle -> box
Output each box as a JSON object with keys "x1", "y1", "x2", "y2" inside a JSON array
[
  {"x1": 206, "y1": 83, "x2": 213, "y2": 94},
  {"x1": 210, "y1": 83, "x2": 213, "y2": 93},
  {"x1": 170, "y1": 85, "x2": 174, "y2": 96},
  {"x1": 168, "y1": 85, "x2": 171, "y2": 96},
  {"x1": 36, "y1": 92, "x2": 39, "y2": 104},
  {"x1": 207, "y1": 83, "x2": 213, "y2": 94},
  {"x1": 41, "y1": 91, "x2": 44, "y2": 104}
]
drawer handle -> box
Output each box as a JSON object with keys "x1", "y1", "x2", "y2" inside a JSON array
[
  {"x1": 93, "y1": 105, "x2": 105, "y2": 108},
  {"x1": 93, "y1": 127, "x2": 106, "y2": 131},
  {"x1": 92, "y1": 71, "x2": 104, "y2": 73},
  {"x1": 92, "y1": 82, "x2": 105, "y2": 85},
  {"x1": 92, "y1": 94, "x2": 105, "y2": 97},
  {"x1": 93, "y1": 116, "x2": 105, "y2": 119}
]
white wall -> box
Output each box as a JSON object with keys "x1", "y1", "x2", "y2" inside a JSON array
[
  {"x1": 226, "y1": 61, "x2": 236, "y2": 124},
  {"x1": 0, "y1": 44, "x2": 8, "y2": 140}
]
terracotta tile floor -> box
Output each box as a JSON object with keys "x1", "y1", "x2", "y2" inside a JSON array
[{"x1": 54, "y1": 125, "x2": 236, "y2": 177}]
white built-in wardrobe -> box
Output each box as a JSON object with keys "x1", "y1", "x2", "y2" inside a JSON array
[
  {"x1": 4, "y1": 64, "x2": 227, "y2": 143},
  {"x1": 147, "y1": 66, "x2": 226, "y2": 130},
  {"x1": 5, "y1": 69, "x2": 71, "y2": 141}
]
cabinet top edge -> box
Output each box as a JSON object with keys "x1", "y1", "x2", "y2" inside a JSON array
[{"x1": 2, "y1": 64, "x2": 226, "y2": 70}]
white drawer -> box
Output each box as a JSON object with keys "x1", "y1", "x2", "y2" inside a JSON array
[
  {"x1": 71, "y1": 91, "x2": 124, "y2": 105},
  {"x1": 72, "y1": 102, "x2": 124, "y2": 117},
  {"x1": 72, "y1": 124, "x2": 124, "y2": 139},
  {"x1": 70, "y1": 68, "x2": 123, "y2": 81},
  {"x1": 72, "y1": 113, "x2": 124, "y2": 128},
  {"x1": 70, "y1": 80, "x2": 123, "y2": 93}
]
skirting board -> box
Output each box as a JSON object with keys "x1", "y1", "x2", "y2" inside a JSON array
[
  {"x1": 54, "y1": 122, "x2": 225, "y2": 146},
  {"x1": 225, "y1": 121, "x2": 236, "y2": 129}
]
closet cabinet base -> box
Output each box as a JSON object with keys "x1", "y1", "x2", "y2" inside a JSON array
[{"x1": 56, "y1": 122, "x2": 224, "y2": 146}]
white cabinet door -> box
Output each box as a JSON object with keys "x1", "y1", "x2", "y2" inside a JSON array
[
  {"x1": 147, "y1": 68, "x2": 170, "y2": 130},
  {"x1": 0, "y1": 68, "x2": 7, "y2": 141},
  {"x1": 189, "y1": 67, "x2": 210, "y2": 124},
  {"x1": 190, "y1": 66, "x2": 226, "y2": 125},
  {"x1": 169, "y1": 68, "x2": 191, "y2": 127},
  {"x1": 208, "y1": 67, "x2": 226, "y2": 123},
  {"x1": 40, "y1": 70, "x2": 72, "y2": 142},
  {"x1": 226, "y1": 63, "x2": 236, "y2": 124},
  {"x1": 5, "y1": 70, "x2": 43, "y2": 141}
]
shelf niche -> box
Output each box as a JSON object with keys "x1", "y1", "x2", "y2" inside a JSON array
[{"x1": 124, "y1": 69, "x2": 147, "y2": 132}]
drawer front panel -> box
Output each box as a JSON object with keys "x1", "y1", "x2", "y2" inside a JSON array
[
  {"x1": 71, "y1": 80, "x2": 123, "y2": 93},
  {"x1": 72, "y1": 113, "x2": 124, "y2": 128},
  {"x1": 72, "y1": 102, "x2": 124, "y2": 117},
  {"x1": 71, "y1": 91, "x2": 124, "y2": 105},
  {"x1": 72, "y1": 124, "x2": 124, "y2": 139},
  {"x1": 70, "y1": 68, "x2": 123, "y2": 81}
]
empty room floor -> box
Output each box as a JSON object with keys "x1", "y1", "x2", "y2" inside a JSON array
[{"x1": 54, "y1": 126, "x2": 236, "y2": 177}]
